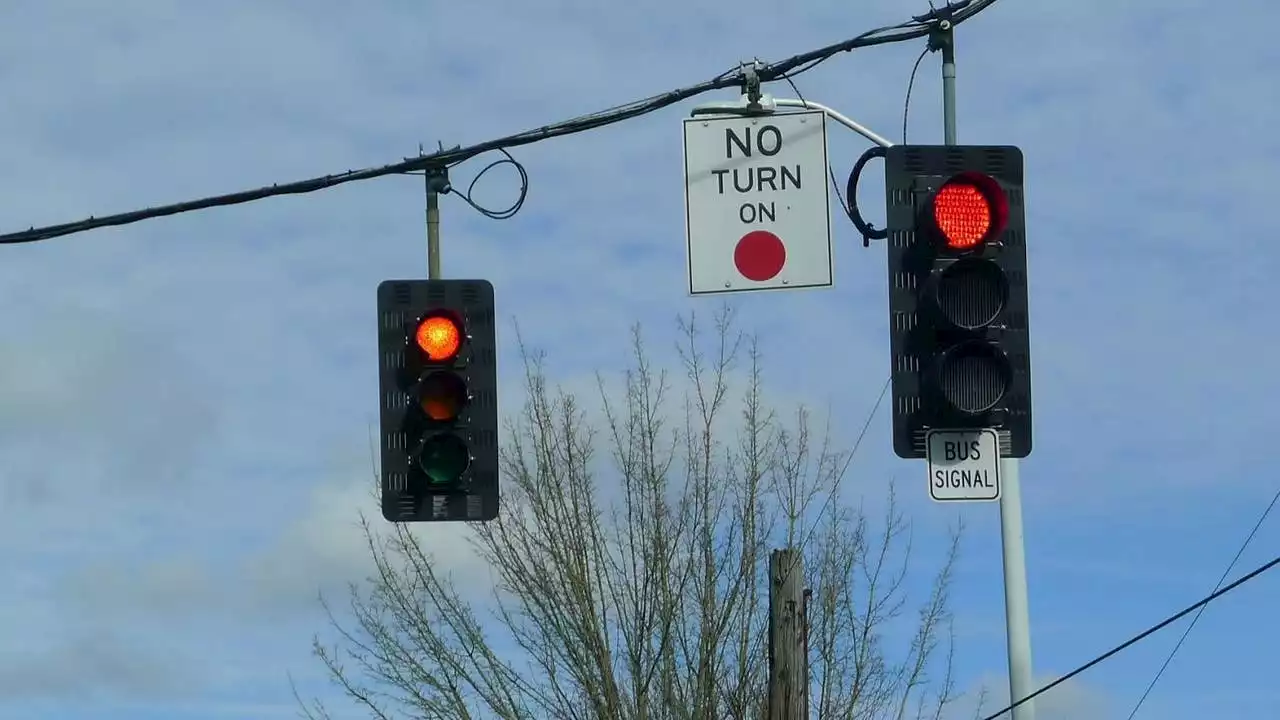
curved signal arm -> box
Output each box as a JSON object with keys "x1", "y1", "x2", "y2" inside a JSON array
[
  {"x1": 689, "y1": 93, "x2": 894, "y2": 148},
  {"x1": 689, "y1": 93, "x2": 895, "y2": 248}
]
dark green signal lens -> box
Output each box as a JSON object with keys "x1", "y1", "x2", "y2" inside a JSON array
[{"x1": 416, "y1": 433, "x2": 471, "y2": 486}]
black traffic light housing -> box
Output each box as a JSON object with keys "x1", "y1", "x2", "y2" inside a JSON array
[
  {"x1": 376, "y1": 279, "x2": 499, "y2": 522},
  {"x1": 884, "y1": 145, "x2": 1032, "y2": 459}
]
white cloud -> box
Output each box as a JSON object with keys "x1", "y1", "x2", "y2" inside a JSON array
[
  {"x1": 0, "y1": 625, "x2": 193, "y2": 701},
  {"x1": 243, "y1": 470, "x2": 490, "y2": 611},
  {"x1": 0, "y1": 307, "x2": 219, "y2": 507}
]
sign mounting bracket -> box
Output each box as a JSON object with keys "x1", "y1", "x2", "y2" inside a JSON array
[{"x1": 690, "y1": 93, "x2": 895, "y2": 149}]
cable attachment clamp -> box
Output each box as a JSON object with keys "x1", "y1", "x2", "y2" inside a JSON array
[
  {"x1": 420, "y1": 142, "x2": 459, "y2": 195},
  {"x1": 425, "y1": 166, "x2": 451, "y2": 196},
  {"x1": 739, "y1": 61, "x2": 763, "y2": 110}
]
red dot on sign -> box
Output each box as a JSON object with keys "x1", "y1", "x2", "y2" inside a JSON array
[{"x1": 734, "y1": 230, "x2": 786, "y2": 282}]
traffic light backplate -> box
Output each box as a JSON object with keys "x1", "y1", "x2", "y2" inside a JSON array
[
  {"x1": 884, "y1": 145, "x2": 1032, "y2": 460},
  {"x1": 377, "y1": 278, "x2": 499, "y2": 522}
]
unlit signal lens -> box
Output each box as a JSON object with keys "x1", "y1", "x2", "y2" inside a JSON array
[
  {"x1": 417, "y1": 371, "x2": 468, "y2": 422},
  {"x1": 416, "y1": 434, "x2": 471, "y2": 485}
]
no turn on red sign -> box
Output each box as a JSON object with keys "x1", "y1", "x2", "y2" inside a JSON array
[{"x1": 681, "y1": 109, "x2": 833, "y2": 295}]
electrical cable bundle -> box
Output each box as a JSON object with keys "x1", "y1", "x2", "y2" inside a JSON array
[{"x1": 0, "y1": 0, "x2": 998, "y2": 245}]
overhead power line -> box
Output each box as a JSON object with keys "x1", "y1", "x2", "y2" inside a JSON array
[
  {"x1": 1124, "y1": 487, "x2": 1280, "y2": 718},
  {"x1": 0, "y1": 0, "x2": 999, "y2": 246},
  {"x1": 981, "y1": 552, "x2": 1280, "y2": 720}
]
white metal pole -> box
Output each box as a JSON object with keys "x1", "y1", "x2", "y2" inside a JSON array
[
  {"x1": 999, "y1": 456, "x2": 1036, "y2": 718},
  {"x1": 938, "y1": 19, "x2": 1037, "y2": 718}
]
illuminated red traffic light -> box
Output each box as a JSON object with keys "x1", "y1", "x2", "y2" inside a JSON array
[
  {"x1": 932, "y1": 172, "x2": 1009, "y2": 250},
  {"x1": 416, "y1": 314, "x2": 463, "y2": 362}
]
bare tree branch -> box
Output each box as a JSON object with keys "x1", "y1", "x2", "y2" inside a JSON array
[{"x1": 300, "y1": 309, "x2": 968, "y2": 720}]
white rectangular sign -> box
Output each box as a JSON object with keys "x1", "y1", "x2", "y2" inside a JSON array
[
  {"x1": 682, "y1": 110, "x2": 833, "y2": 295},
  {"x1": 926, "y1": 429, "x2": 1001, "y2": 502}
]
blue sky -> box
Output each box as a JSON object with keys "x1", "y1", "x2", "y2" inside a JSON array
[{"x1": 1, "y1": 0, "x2": 1278, "y2": 718}]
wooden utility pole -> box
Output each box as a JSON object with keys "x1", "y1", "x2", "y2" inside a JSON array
[{"x1": 768, "y1": 548, "x2": 808, "y2": 720}]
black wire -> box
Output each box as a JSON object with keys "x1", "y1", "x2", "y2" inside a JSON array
[
  {"x1": 774, "y1": 56, "x2": 899, "y2": 556},
  {"x1": 448, "y1": 148, "x2": 529, "y2": 220},
  {"x1": 0, "y1": 0, "x2": 1000, "y2": 246},
  {"x1": 902, "y1": 46, "x2": 930, "y2": 143},
  {"x1": 981, "y1": 552, "x2": 1280, "y2": 720},
  {"x1": 775, "y1": 19, "x2": 923, "y2": 81},
  {"x1": 795, "y1": 376, "x2": 891, "y2": 557},
  {"x1": 788, "y1": 35, "x2": 936, "y2": 236},
  {"x1": 1124, "y1": 487, "x2": 1280, "y2": 719},
  {"x1": 774, "y1": 63, "x2": 861, "y2": 231}
]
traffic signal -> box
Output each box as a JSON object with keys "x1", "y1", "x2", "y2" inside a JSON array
[
  {"x1": 883, "y1": 145, "x2": 1032, "y2": 459},
  {"x1": 376, "y1": 279, "x2": 499, "y2": 522}
]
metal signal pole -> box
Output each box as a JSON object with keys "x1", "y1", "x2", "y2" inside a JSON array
[
  {"x1": 425, "y1": 166, "x2": 449, "y2": 279},
  {"x1": 934, "y1": 19, "x2": 1037, "y2": 719}
]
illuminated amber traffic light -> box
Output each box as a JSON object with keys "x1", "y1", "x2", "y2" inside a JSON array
[
  {"x1": 377, "y1": 279, "x2": 499, "y2": 523},
  {"x1": 416, "y1": 314, "x2": 462, "y2": 362},
  {"x1": 883, "y1": 146, "x2": 1032, "y2": 459}
]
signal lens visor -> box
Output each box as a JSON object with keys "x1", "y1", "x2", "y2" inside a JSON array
[{"x1": 416, "y1": 315, "x2": 463, "y2": 362}]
